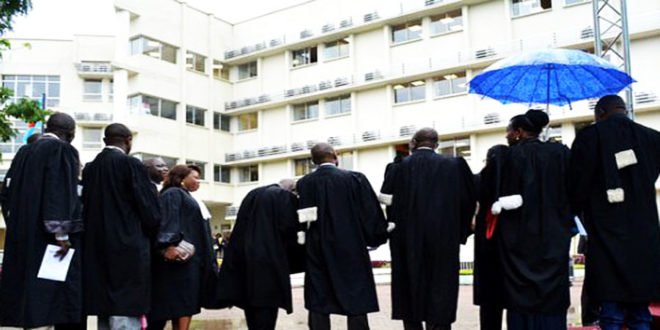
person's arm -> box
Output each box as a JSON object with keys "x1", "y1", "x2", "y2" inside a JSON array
[
  {"x1": 157, "y1": 189, "x2": 183, "y2": 260},
  {"x1": 354, "y1": 172, "x2": 388, "y2": 247},
  {"x1": 568, "y1": 130, "x2": 597, "y2": 217},
  {"x1": 129, "y1": 158, "x2": 161, "y2": 232},
  {"x1": 42, "y1": 144, "x2": 82, "y2": 259},
  {"x1": 457, "y1": 158, "x2": 477, "y2": 244}
]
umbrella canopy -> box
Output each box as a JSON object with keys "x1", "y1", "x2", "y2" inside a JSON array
[{"x1": 468, "y1": 48, "x2": 635, "y2": 107}]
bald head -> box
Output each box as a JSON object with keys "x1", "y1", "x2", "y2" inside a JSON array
[
  {"x1": 45, "y1": 112, "x2": 76, "y2": 143},
  {"x1": 310, "y1": 143, "x2": 337, "y2": 165},
  {"x1": 595, "y1": 94, "x2": 627, "y2": 122},
  {"x1": 143, "y1": 157, "x2": 168, "y2": 183},
  {"x1": 104, "y1": 123, "x2": 133, "y2": 153},
  {"x1": 278, "y1": 178, "x2": 296, "y2": 192},
  {"x1": 411, "y1": 128, "x2": 439, "y2": 150}
]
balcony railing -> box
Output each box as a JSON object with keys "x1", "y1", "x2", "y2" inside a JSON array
[
  {"x1": 224, "y1": 88, "x2": 660, "y2": 163},
  {"x1": 222, "y1": 11, "x2": 660, "y2": 112},
  {"x1": 74, "y1": 112, "x2": 113, "y2": 122},
  {"x1": 75, "y1": 62, "x2": 113, "y2": 75}
]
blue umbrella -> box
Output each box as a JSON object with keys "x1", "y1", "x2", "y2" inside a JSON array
[{"x1": 468, "y1": 48, "x2": 635, "y2": 108}]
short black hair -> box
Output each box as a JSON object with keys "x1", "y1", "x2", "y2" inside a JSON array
[
  {"x1": 45, "y1": 112, "x2": 75, "y2": 134},
  {"x1": 412, "y1": 128, "x2": 438, "y2": 146},
  {"x1": 595, "y1": 94, "x2": 626, "y2": 113},
  {"x1": 104, "y1": 123, "x2": 132, "y2": 145},
  {"x1": 310, "y1": 143, "x2": 335, "y2": 165}
]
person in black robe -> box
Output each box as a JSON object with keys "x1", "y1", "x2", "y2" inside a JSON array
[
  {"x1": 568, "y1": 95, "x2": 660, "y2": 330},
  {"x1": 143, "y1": 157, "x2": 169, "y2": 189},
  {"x1": 81, "y1": 123, "x2": 161, "y2": 330},
  {"x1": 496, "y1": 110, "x2": 572, "y2": 330},
  {"x1": 473, "y1": 145, "x2": 509, "y2": 330},
  {"x1": 0, "y1": 113, "x2": 83, "y2": 328},
  {"x1": 296, "y1": 143, "x2": 389, "y2": 330},
  {"x1": 380, "y1": 128, "x2": 476, "y2": 330},
  {"x1": 217, "y1": 179, "x2": 304, "y2": 330},
  {"x1": 149, "y1": 164, "x2": 219, "y2": 330}
]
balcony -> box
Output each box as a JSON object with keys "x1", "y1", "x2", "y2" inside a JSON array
[
  {"x1": 223, "y1": 88, "x2": 660, "y2": 164},
  {"x1": 221, "y1": 11, "x2": 660, "y2": 114},
  {"x1": 75, "y1": 62, "x2": 113, "y2": 78},
  {"x1": 74, "y1": 111, "x2": 113, "y2": 125}
]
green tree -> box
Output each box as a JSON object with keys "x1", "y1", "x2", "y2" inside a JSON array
[{"x1": 0, "y1": 0, "x2": 52, "y2": 145}]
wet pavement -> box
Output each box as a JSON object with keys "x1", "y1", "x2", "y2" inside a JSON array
[{"x1": 189, "y1": 278, "x2": 586, "y2": 330}]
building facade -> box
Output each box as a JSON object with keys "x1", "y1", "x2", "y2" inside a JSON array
[{"x1": 1, "y1": 0, "x2": 659, "y2": 258}]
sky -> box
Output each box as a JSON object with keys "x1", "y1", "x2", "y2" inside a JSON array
[{"x1": 5, "y1": 0, "x2": 309, "y2": 39}]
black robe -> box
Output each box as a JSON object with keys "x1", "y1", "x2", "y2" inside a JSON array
[
  {"x1": 296, "y1": 165, "x2": 388, "y2": 316},
  {"x1": 569, "y1": 114, "x2": 660, "y2": 303},
  {"x1": 0, "y1": 137, "x2": 83, "y2": 327},
  {"x1": 497, "y1": 139, "x2": 572, "y2": 314},
  {"x1": 473, "y1": 145, "x2": 508, "y2": 308},
  {"x1": 81, "y1": 148, "x2": 161, "y2": 317},
  {"x1": 150, "y1": 187, "x2": 218, "y2": 320},
  {"x1": 383, "y1": 149, "x2": 476, "y2": 325},
  {"x1": 217, "y1": 184, "x2": 303, "y2": 314}
]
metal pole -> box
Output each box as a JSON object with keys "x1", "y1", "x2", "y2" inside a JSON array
[{"x1": 620, "y1": 0, "x2": 634, "y2": 120}]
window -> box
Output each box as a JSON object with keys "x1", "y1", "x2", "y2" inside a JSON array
[
  {"x1": 325, "y1": 94, "x2": 351, "y2": 116},
  {"x1": 393, "y1": 80, "x2": 426, "y2": 103},
  {"x1": 2, "y1": 75, "x2": 60, "y2": 107},
  {"x1": 512, "y1": 0, "x2": 552, "y2": 17},
  {"x1": 564, "y1": 0, "x2": 589, "y2": 5},
  {"x1": 213, "y1": 112, "x2": 230, "y2": 131},
  {"x1": 291, "y1": 47, "x2": 318, "y2": 67},
  {"x1": 129, "y1": 36, "x2": 177, "y2": 64},
  {"x1": 239, "y1": 165, "x2": 259, "y2": 182},
  {"x1": 238, "y1": 61, "x2": 257, "y2": 80},
  {"x1": 433, "y1": 72, "x2": 467, "y2": 97},
  {"x1": 83, "y1": 79, "x2": 103, "y2": 102},
  {"x1": 212, "y1": 60, "x2": 229, "y2": 80},
  {"x1": 0, "y1": 120, "x2": 28, "y2": 153},
  {"x1": 214, "y1": 165, "x2": 231, "y2": 183},
  {"x1": 337, "y1": 152, "x2": 353, "y2": 170},
  {"x1": 324, "y1": 39, "x2": 349, "y2": 60},
  {"x1": 186, "y1": 160, "x2": 206, "y2": 180},
  {"x1": 294, "y1": 158, "x2": 315, "y2": 176},
  {"x1": 292, "y1": 102, "x2": 319, "y2": 121},
  {"x1": 430, "y1": 10, "x2": 463, "y2": 35},
  {"x1": 82, "y1": 127, "x2": 103, "y2": 149},
  {"x1": 439, "y1": 136, "x2": 471, "y2": 159},
  {"x1": 391, "y1": 21, "x2": 422, "y2": 44},
  {"x1": 132, "y1": 153, "x2": 177, "y2": 169},
  {"x1": 108, "y1": 80, "x2": 114, "y2": 102},
  {"x1": 186, "y1": 105, "x2": 206, "y2": 127},
  {"x1": 128, "y1": 94, "x2": 177, "y2": 120},
  {"x1": 186, "y1": 51, "x2": 206, "y2": 74},
  {"x1": 238, "y1": 113, "x2": 258, "y2": 131}
]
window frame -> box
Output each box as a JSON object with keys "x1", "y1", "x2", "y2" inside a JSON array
[
  {"x1": 1, "y1": 75, "x2": 61, "y2": 107},
  {"x1": 83, "y1": 79, "x2": 103, "y2": 102},
  {"x1": 294, "y1": 158, "x2": 315, "y2": 177},
  {"x1": 291, "y1": 47, "x2": 318, "y2": 68},
  {"x1": 238, "y1": 113, "x2": 258, "y2": 131},
  {"x1": 81, "y1": 127, "x2": 104, "y2": 149},
  {"x1": 213, "y1": 164, "x2": 231, "y2": 183},
  {"x1": 292, "y1": 101, "x2": 319, "y2": 122},
  {"x1": 325, "y1": 94, "x2": 351, "y2": 116},
  {"x1": 128, "y1": 94, "x2": 178, "y2": 120},
  {"x1": 239, "y1": 165, "x2": 259, "y2": 183},
  {"x1": 186, "y1": 51, "x2": 206, "y2": 74},
  {"x1": 213, "y1": 112, "x2": 231, "y2": 132},
  {"x1": 130, "y1": 36, "x2": 177, "y2": 64},
  {"x1": 185, "y1": 105, "x2": 206, "y2": 127},
  {"x1": 429, "y1": 10, "x2": 464, "y2": 35},
  {"x1": 432, "y1": 72, "x2": 467, "y2": 98},
  {"x1": 324, "y1": 39, "x2": 349, "y2": 60},
  {"x1": 238, "y1": 61, "x2": 258, "y2": 80},
  {"x1": 393, "y1": 80, "x2": 426, "y2": 104},
  {"x1": 391, "y1": 21, "x2": 423, "y2": 44}
]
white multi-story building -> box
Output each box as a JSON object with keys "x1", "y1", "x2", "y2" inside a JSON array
[{"x1": 1, "y1": 0, "x2": 659, "y2": 256}]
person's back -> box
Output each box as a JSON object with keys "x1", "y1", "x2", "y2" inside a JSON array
[
  {"x1": 296, "y1": 143, "x2": 387, "y2": 330},
  {"x1": 0, "y1": 113, "x2": 83, "y2": 328},
  {"x1": 385, "y1": 128, "x2": 476, "y2": 329},
  {"x1": 82, "y1": 124, "x2": 160, "y2": 323},
  {"x1": 570, "y1": 95, "x2": 660, "y2": 329},
  {"x1": 217, "y1": 181, "x2": 302, "y2": 329}
]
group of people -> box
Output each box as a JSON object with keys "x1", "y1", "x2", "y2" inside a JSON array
[{"x1": 0, "y1": 93, "x2": 657, "y2": 330}]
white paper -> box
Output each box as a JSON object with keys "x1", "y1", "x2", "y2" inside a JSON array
[{"x1": 37, "y1": 244, "x2": 75, "y2": 282}]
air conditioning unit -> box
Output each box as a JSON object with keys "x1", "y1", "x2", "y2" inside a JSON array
[
  {"x1": 306, "y1": 140, "x2": 318, "y2": 149},
  {"x1": 258, "y1": 147, "x2": 269, "y2": 156},
  {"x1": 322, "y1": 24, "x2": 335, "y2": 33},
  {"x1": 226, "y1": 153, "x2": 237, "y2": 162},
  {"x1": 362, "y1": 130, "x2": 379, "y2": 142},
  {"x1": 580, "y1": 27, "x2": 594, "y2": 39},
  {"x1": 272, "y1": 145, "x2": 286, "y2": 154},
  {"x1": 364, "y1": 12, "x2": 379, "y2": 23},
  {"x1": 425, "y1": 0, "x2": 441, "y2": 6},
  {"x1": 327, "y1": 136, "x2": 342, "y2": 146},
  {"x1": 246, "y1": 97, "x2": 258, "y2": 105},
  {"x1": 335, "y1": 77, "x2": 349, "y2": 87},
  {"x1": 635, "y1": 91, "x2": 657, "y2": 104},
  {"x1": 319, "y1": 80, "x2": 333, "y2": 90},
  {"x1": 270, "y1": 38, "x2": 283, "y2": 47},
  {"x1": 300, "y1": 30, "x2": 313, "y2": 39},
  {"x1": 244, "y1": 150, "x2": 257, "y2": 159},
  {"x1": 285, "y1": 89, "x2": 296, "y2": 97},
  {"x1": 94, "y1": 113, "x2": 112, "y2": 121},
  {"x1": 258, "y1": 94, "x2": 271, "y2": 103},
  {"x1": 254, "y1": 42, "x2": 266, "y2": 50},
  {"x1": 339, "y1": 18, "x2": 353, "y2": 28},
  {"x1": 229, "y1": 101, "x2": 238, "y2": 109},
  {"x1": 399, "y1": 125, "x2": 416, "y2": 137},
  {"x1": 74, "y1": 112, "x2": 92, "y2": 121},
  {"x1": 475, "y1": 48, "x2": 496, "y2": 59},
  {"x1": 236, "y1": 99, "x2": 247, "y2": 108},
  {"x1": 291, "y1": 142, "x2": 305, "y2": 152},
  {"x1": 301, "y1": 85, "x2": 317, "y2": 94},
  {"x1": 240, "y1": 46, "x2": 251, "y2": 55},
  {"x1": 484, "y1": 112, "x2": 500, "y2": 125},
  {"x1": 224, "y1": 50, "x2": 238, "y2": 59},
  {"x1": 364, "y1": 71, "x2": 382, "y2": 81}
]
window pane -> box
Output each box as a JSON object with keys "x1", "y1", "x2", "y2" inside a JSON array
[
  {"x1": 392, "y1": 26, "x2": 407, "y2": 43},
  {"x1": 213, "y1": 112, "x2": 220, "y2": 130},
  {"x1": 82, "y1": 128, "x2": 103, "y2": 148},
  {"x1": 195, "y1": 55, "x2": 205, "y2": 73},
  {"x1": 239, "y1": 113, "x2": 257, "y2": 130},
  {"x1": 220, "y1": 115, "x2": 230, "y2": 131},
  {"x1": 47, "y1": 81, "x2": 60, "y2": 98},
  {"x1": 308, "y1": 102, "x2": 319, "y2": 119},
  {"x1": 195, "y1": 108, "x2": 205, "y2": 126},
  {"x1": 326, "y1": 98, "x2": 340, "y2": 116},
  {"x1": 451, "y1": 76, "x2": 467, "y2": 94},
  {"x1": 434, "y1": 79, "x2": 451, "y2": 96},
  {"x1": 221, "y1": 167, "x2": 230, "y2": 183},
  {"x1": 394, "y1": 87, "x2": 410, "y2": 103},
  {"x1": 143, "y1": 96, "x2": 160, "y2": 116},
  {"x1": 161, "y1": 44, "x2": 177, "y2": 63},
  {"x1": 83, "y1": 80, "x2": 103, "y2": 101},
  {"x1": 411, "y1": 85, "x2": 426, "y2": 101},
  {"x1": 161, "y1": 100, "x2": 177, "y2": 120},
  {"x1": 31, "y1": 82, "x2": 46, "y2": 98},
  {"x1": 294, "y1": 158, "x2": 314, "y2": 176}
]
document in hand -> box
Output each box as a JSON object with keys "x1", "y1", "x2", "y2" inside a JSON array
[{"x1": 37, "y1": 244, "x2": 75, "y2": 282}]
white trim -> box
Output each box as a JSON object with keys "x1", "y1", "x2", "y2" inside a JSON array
[
  {"x1": 607, "y1": 188, "x2": 625, "y2": 203},
  {"x1": 615, "y1": 149, "x2": 637, "y2": 169},
  {"x1": 298, "y1": 206, "x2": 318, "y2": 223},
  {"x1": 378, "y1": 193, "x2": 393, "y2": 206}
]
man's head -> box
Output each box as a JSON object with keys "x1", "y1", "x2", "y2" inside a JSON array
[
  {"x1": 103, "y1": 123, "x2": 133, "y2": 153},
  {"x1": 594, "y1": 94, "x2": 627, "y2": 122},
  {"x1": 410, "y1": 128, "x2": 439, "y2": 151},
  {"x1": 279, "y1": 178, "x2": 296, "y2": 193},
  {"x1": 45, "y1": 112, "x2": 76, "y2": 143},
  {"x1": 143, "y1": 157, "x2": 169, "y2": 184},
  {"x1": 310, "y1": 143, "x2": 337, "y2": 165}
]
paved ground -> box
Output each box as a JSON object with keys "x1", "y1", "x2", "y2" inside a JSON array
[{"x1": 190, "y1": 279, "x2": 586, "y2": 330}]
